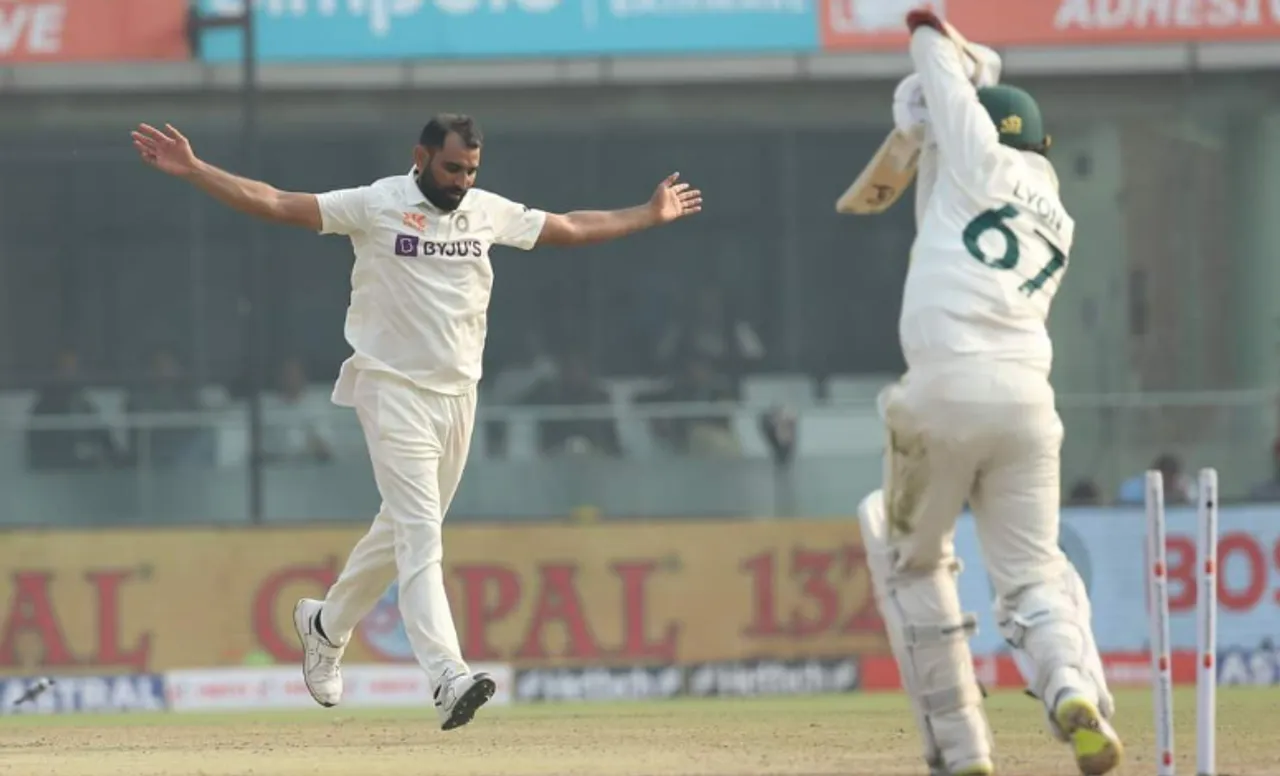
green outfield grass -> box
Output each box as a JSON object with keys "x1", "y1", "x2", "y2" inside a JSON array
[{"x1": 0, "y1": 687, "x2": 1275, "y2": 775}]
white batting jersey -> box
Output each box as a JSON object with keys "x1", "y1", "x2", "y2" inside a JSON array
[
  {"x1": 901, "y1": 28, "x2": 1074, "y2": 379},
  {"x1": 316, "y1": 171, "x2": 547, "y2": 403}
]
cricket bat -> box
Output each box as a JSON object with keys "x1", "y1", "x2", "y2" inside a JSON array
[
  {"x1": 834, "y1": 125, "x2": 926, "y2": 215},
  {"x1": 834, "y1": 21, "x2": 982, "y2": 216},
  {"x1": 942, "y1": 21, "x2": 979, "y2": 65}
]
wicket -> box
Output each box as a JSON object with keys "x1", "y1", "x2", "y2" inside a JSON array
[{"x1": 1144, "y1": 467, "x2": 1218, "y2": 776}]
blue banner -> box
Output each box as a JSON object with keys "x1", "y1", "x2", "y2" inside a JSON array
[
  {"x1": 195, "y1": 0, "x2": 818, "y2": 61},
  {"x1": 0, "y1": 674, "x2": 168, "y2": 715},
  {"x1": 943, "y1": 505, "x2": 1280, "y2": 656},
  {"x1": 1218, "y1": 644, "x2": 1280, "y2": 686}
]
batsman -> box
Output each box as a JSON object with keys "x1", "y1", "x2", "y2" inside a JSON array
[{"x1": 855, "y1": 9, "x2": 1123, "y2": 776}]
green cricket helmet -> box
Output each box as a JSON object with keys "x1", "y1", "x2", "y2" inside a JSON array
[{"x1": 976, "y1": 84, "x2": 1051, "y2": 153}]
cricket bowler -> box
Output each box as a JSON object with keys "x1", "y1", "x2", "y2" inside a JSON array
[
  {"x1": 131, "y1": 114, "x2": 701, "y2": 730},
  {"x1": 855, "y1": 10, "x2": 1123, "y2": 776}
]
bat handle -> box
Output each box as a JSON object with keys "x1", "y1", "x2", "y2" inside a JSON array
[{"x1": 941, "y1": 21, "x2": 983, "y2": 84}]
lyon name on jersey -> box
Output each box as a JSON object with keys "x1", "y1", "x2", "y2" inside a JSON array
[
  {"x1": 316, "y1": 172, "x2": 547, "y2": 403},
  {"x1": 901, "y1": 30, "x2": 1075, "y2": 378}
]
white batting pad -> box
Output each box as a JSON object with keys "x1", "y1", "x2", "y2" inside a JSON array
[
  {"x1": 858, "y1": 490, "x2": 993, "y2": 776},
  {"x1": 994, "y1": 564, "x2": 1114, "y2": 741}
]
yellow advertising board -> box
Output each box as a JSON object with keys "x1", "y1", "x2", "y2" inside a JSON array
[{"x1": 0, "y1": 520, "x2": 888, "y2": 675}]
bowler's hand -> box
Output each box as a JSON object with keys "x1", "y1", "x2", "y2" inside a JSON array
[
  {"x1": 906, "y1": 8, "x2": 943, "y2": 33},
  {"x1": 132, "y1": 123, "x2": 199, "y2": 177},
  {"x1": 649, "y1": 173, "x2": 703, "y2": 224}
]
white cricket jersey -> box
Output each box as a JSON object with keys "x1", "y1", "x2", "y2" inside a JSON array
[
  {"x1": 316, "y1": 171, "x2": 547, "y2": 403},
  {"x1": 902, "y1": 28, "x2": 1074, "y2": 380}
]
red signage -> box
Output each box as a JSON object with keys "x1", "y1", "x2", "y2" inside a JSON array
[
  {"x1": 1162, "y1": 530, "x2": 1280, "y2": 614},
  {"x1": 860, "y1": 650, "x2": 1200, "y2": 692},
  {"x1": 0, "y1": 0, "x2": 189, "y2": 63},
  {"x1": 0, "y1": 567, "x2": 152, "y2": 672},
  {"x1": 0, "y1": 521, "x2": 889, "y2": 675},
  {"x1": 821, "y1": 0, "x2": 1280, "y2": 52}
]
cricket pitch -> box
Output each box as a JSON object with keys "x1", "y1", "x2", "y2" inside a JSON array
[{"x1": 0, "y1": 688, "x2": 1275, "y2": 775}]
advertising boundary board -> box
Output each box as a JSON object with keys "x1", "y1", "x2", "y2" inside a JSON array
[
  {"x1": 953, "y1": 505, "x2": 1280, "y2": 656},
  {"x1": 0, "y1": 0, "x2": 188, "y2": 63},
  {"x1": 166, "y1": 662, "x2": 513, "y2": 711},
  {"x1": 512, "y1": 656, "x2": 860, "y2": 702},
  {"x1": 186, "y1": 0, "x2": 1280, "y2": 63},
  {"x1": 0, "y1": 674, "x2": 168, "y2": 715},
  {"x1": 8, "y1": 0, "x2": 1280, "y2": 71},
  {"x1": 0, "y1": 520, "x2": 888, "y2": 673},
  {"x1": 194, "y1": 0, "x2": 820, "y2": 62},
  {"x1": 822, "y1": 0, "x2": 1280, "y2": 51},
  {"x1": 0, "y1": 508, "x2": 1277, "y2": 678}
]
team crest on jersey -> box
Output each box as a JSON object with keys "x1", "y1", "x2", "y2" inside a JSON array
[
  {"x1": 402, "y1": 211, "x2": 428, "y2": 232},
  {"x1": 455, "y1": 214, "x2": 470, "y2": 233}
]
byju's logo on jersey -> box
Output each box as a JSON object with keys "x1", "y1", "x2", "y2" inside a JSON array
[
  {"x1": 393, "y1": 233, "x2": 484, "y2": 259},
  {"x1": 394, "y1": 234, "x2": 420, "y2": 256}
]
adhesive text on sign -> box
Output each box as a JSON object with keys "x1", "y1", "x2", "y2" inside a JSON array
[{"x1": 820, "y1": 0, "x2": 1280, "y2": 51}]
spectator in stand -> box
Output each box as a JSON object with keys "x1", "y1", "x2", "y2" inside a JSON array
[
  {"x1": 482, "y1": 330, "x2": 558, "y2": 458},
  {"x1": 1248, "y1": 439, "x2": 1280, "y2": 502},
  {"x1": 654, "y1": 284, "x2": 765, "y2": 387},
  {"x1": 125, "y1": 346, "x2": 214, "y2": 467},
  {"x1": 637, "y1": 355, "x2": 740, "y2": 457},
  {"x1": 1065, "y1": 478, "x2": 1102, "y2": 506},
  {"x1": 25, "y1": 348, "x2": 122, "y2": 471},
  {"x1": 1115, "y1": 452, "x2": 1194, "y2": 505},
  {"x1": 487, "y1": 330, "x2": 557, "y2": 407},
  {"x1": 521, "y1": 351, "x2": 621, "y2": 457},
  {"x1": 262, "y1": 357, "x2": 335, "y2": 464}
]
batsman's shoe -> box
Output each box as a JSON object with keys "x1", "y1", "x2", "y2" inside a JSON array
[
  {"x1": 435, "y1": 671, "x2": 496, "y2": 731},
  {"x1": 293, "y1": 598, "x2": 344, "y2": 708},
  {"x1": 933, "y1": 759, "x2": 993, "y2": 776},
  {"x1": 930, "y1": 762, "x2": 993, "y2": 776},
  {"x1": 1053, "y1": 695, "x2": 1123, "y2": 775}
]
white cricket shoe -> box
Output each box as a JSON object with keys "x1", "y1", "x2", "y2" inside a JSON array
[
  {"x1": 434, "y1": 670, "x2": 496, "y2": 731},
  {"x1": 293, "y1": 598, "x2": 344, "y2": 708},
  {"x1": 1052, "y1": 693, "x2": 1124, "y2": 775}
]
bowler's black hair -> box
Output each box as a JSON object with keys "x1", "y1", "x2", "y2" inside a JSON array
[{"x1": 419, "y1": 113, "x2": 483, "y2": 150}]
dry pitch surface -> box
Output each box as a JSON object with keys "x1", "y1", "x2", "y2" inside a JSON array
[{"x1": 0, "y1": 688, "x2": 1276, "y2": 775}]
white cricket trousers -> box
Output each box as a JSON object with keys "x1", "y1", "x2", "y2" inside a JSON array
[
  {"x1": 880, "y1": 362, "x2": 1069, "y2": 597},
  {"x1": 319, "y1": 370, "x2": 476, "y2": 683}
]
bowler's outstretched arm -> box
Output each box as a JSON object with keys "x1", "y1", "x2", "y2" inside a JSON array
[
  {"x1": 181, "y1": 159, "x2": 322, "y2": 230},
  {"x1": 536, "y1": 172, "x2": 702, "y2": 247},
  {"x1": 132, "y1": 122, "x2": 323, "y2": 231}
]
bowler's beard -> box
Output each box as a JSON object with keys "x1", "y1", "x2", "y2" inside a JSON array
[{"x1": 416, "y1": 168, "x2": 465, "y2": 212}]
